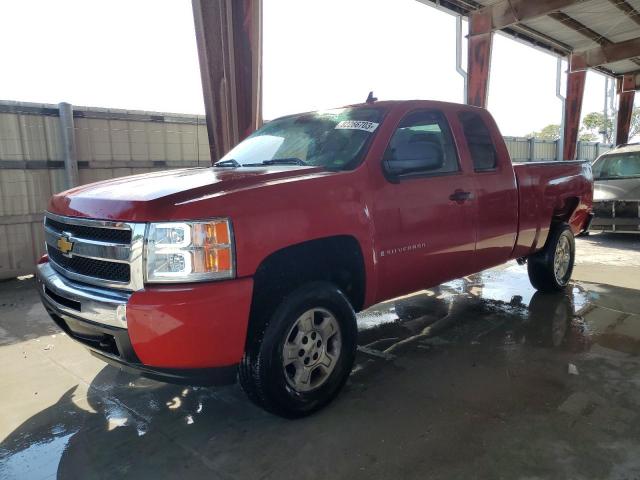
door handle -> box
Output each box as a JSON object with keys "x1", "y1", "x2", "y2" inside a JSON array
[{"x1": 449, "y1": 190, "x2": 473, "y2": 204}]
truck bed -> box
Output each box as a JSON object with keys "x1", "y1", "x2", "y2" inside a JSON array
[{"x1": 512, "y1": 160, "x2": 593, "y2": 258}]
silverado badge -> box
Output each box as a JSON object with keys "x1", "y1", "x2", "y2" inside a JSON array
[{"x1": 57, "y1": 235, "x2": 74, "y2": 255}]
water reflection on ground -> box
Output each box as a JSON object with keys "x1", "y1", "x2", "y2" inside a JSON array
[{"x1": 2, "y1": 263, "x2": 640, "y2": 479}]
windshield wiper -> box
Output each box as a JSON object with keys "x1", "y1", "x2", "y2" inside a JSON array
[
  {"x1": 257, "y1": 158, "x2": 309, "y2": 166},
  {"x1": 214, "y1": 159, "x2": 241, "y2": 168}
]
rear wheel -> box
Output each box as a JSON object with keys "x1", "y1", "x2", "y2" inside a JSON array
[
  {"x1": 527, "y1": 223, "x2": 575, "y2": 292},
  {"x1": 239, "y1": 282, "x2": 357, "y2": 418}
]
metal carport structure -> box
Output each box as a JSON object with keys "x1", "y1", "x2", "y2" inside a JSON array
[{"x1": 191, "y1": 0, "x2": 640, "y2": 162}]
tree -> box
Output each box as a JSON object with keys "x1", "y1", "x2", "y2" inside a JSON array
[
  {"x1": 582, "y1": 111, "x2": 614, "y2": 143},
  {"x1": 527, "y1": 124, "x2": 560, "y2": 140},
  {"x1": 630, "y1": 106, "x2": 640, "y2": 141},
  {"x1": 527, "y1": 107, "x2": 640, "y2": 145},
  {"x1": 581, "y1": 107, "x2": 640, "y2": 144},
  {"x1": 578, "y1": 130, "x2": 598, "y2": 142}
]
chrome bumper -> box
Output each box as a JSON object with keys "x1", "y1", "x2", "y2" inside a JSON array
[{"x1": 36, "y1": 261, "x2": 130, "y2": 329}]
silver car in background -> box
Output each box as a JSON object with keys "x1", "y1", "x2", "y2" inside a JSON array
[{"x1": 590, "y1": 143, "x2": 640, "y2": 233}]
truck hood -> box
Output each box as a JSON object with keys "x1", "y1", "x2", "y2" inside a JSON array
[
  {"x1": 48, "y1": 166, "x2": 329, "y2": 221},
  {"x1": 594, "y1": 178, "x2": 640, "y2": 202}
]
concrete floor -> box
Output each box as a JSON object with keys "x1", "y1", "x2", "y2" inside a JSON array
[{"x1": 1, "y1": 233, "x2": 640, "y2": 480}]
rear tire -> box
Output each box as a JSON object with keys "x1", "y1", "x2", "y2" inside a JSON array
[
  {"x1": 527, "y1": 223, "x2": 575, "y2": 292},
  {"x1": 239, "y1": 282, "x2": 357, "y2": 418}
]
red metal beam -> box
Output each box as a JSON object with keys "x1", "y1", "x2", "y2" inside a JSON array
[
  {"x1": 469, "y1": 0, "x2": 581, "y2": 31},
  {"x1": 563, "y1": 70, "x2": 586, "y2": 160},
  {"x1": 570, "y1": 36, "x2": 640, "y2": 71},
  {"x1": 619, "y1": 72, "x2": 640, "y2": 91},
  {"x1": 192, "y1": 0, "x2": 263, "y2": 162},
  {"x1": 467, "y1": 32, "x2": 492, "y2": 107},
  {"x1": 616, "y1": 74, "x2": 636, "y2": 145},
  {"x1": 465, "y1": 0, "x2": 581, "y2": 108},
  {"x1": 467, "y1": 14, "x2": 493, "y2": 108}
]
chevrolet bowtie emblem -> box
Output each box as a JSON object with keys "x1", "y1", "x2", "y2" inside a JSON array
[{"x1": 57, "y1": 235, "x2": 74, "y2": 255}]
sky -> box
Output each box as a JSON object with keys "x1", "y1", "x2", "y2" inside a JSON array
[{"x1": 0, "y1": 0, "x2": 634, "y2": 138}]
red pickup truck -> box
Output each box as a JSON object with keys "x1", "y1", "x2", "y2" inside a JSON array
[{"x1": 37, "y1": 100, "x2": 593, "y2": 417}]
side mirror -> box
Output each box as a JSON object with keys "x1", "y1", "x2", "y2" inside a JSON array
[{"x1": 385, "y1": 142, "x2": 444, "y2": 176}]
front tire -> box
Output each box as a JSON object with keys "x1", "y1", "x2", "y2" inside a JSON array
[
  {"x1": 239, "y1": 282, "x2": 357, "y2": 418},
  {"x1": 527, "y1": 223, "x2": 575, "y2": 292}
]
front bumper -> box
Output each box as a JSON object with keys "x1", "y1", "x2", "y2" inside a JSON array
[{"x1": 36, "y1": 261, "x2": 253, "y2": 385}]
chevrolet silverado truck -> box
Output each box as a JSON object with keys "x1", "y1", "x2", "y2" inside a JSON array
[{"x1": 37, "y1": 100, "x2": 593, "y2": 417}]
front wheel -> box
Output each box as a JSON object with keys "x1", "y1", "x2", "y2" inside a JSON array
[
  {"x1": 527, "y1": 223, "x2": 575, "y2": 292},
  {"x1": 239, "y1": 282, "x2": 357, "y2": 418}
]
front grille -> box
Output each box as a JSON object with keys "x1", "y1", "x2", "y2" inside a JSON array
[
  {"x1": 45, "y1": 213, "x2": 144, "y2": 290},
  {"x1": 593, "y1": 201, "x2": 613, "y2": 218},
  {"x1": 49, "y1": 248, "x2": 131, "y2": 283},
  {"x1": 46, "y1": 217, "x2": 132, "y2": 243},
  {"x1": 614, "y1": 201, "x2": 640, "y2": 219}
]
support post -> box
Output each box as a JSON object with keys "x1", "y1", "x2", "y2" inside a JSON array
[
  {"x1": 562, "y1": 68, "x2": 586, "y2": 160},
  {"x1": 616, "y1": 74, "x2": 636, "y2": 145},
  {"x1": 576, "y1": 140, "x2": 582, "y2": 159},
  {"x1": 609, "y1": 77, "x2": 618, "y2": 144},
  {"x1": 58, "y1": 102, "x2": 78, "y2": 189},
  {"x1": 555, "y1": 57, "x2": 566, "y2": 161},
  {"x1": 467, "y1": 12, "x2": 493, "y2": 108},
  {"x1": 603, "y1": 77, "x2": 610, "y2": 143},
  {"x1": 192, "y1": 0, "x2": 263, "y2": 162},
  {"x1": 455, "y1": 16, "x2": 468, "y2": 104},
  {"x1": 528, "y1": 137, "x2": 535, "y2": 161}
]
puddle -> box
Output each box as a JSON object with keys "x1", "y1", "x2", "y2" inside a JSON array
[
  {"x1": 357, "y1": 263, "x2": 638, "y2": 359},
  {"x1": 0, "y1": 432, "x2": 76, "y2": 479}
]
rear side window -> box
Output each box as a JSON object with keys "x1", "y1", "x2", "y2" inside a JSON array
[
  {"x1": 458, "y1": 112, "x2": 498, "y2": 171},
  {"x1": 383, "y1": 110, "x2": 459, "y2": 177}
]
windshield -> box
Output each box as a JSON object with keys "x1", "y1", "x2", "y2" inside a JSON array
[
  {"x1": 592, "y1": 152, "x2": 640, "y2": 180},
  {"x1": 216, "y1": 107, "x2": 384, "y2": 170}
]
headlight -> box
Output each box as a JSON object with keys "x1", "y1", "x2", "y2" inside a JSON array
[{"x1": 145, "y1": 219, "x2": 234, "y2": 283}]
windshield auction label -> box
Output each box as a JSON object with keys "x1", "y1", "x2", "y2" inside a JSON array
[{"x1": 335, "y1": 120, "x2": 379, "y2": 132}]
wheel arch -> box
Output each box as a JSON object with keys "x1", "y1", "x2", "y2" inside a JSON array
[
  {"x1": 552, "y1": 196, "x2": 579, "y2": 222},
  {"x1": 249, "y1": 235, "x2": 367, "y2": 326}
]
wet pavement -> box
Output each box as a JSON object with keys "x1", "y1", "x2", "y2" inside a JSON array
[{"x1": 1, "y1": 232, "x2": 640, "y2": 479}]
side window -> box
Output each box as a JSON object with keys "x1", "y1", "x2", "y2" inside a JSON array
[
  {"x1": 458, "y1": 111, "x2": 498, "y2": 171},
  {"x1": 383, "y1": 110, "x2": 460, "y2": 177}
]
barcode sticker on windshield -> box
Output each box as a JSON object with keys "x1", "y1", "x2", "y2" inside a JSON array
[{"x1": 335, "y1": 120, "x2": 379, "y2": 132}]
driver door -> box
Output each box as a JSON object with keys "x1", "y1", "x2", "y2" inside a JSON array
[{"x1": 371, "y1": 109, "x2": 477, "y2": 300}]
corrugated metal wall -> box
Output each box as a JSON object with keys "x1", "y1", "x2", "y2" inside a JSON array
[
  {"x1": 503, "y1": 136, "x2": 612, "y2": 162},
  {"x1": 0, "y1": 101, "x2": 210, "y2": 279},
  {"x1": 0, "y1": 100, "x2": 613, "y2": 279}
]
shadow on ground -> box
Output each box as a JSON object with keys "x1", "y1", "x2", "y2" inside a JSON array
[{"x1": 580, "y1": 232, "x2": 640, "y2": 252}]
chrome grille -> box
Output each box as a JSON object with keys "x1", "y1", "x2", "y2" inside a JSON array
[
  {"x1": 44, "y1": 212, "x2": 146, "y2": 291},
  {"x1": 48, "y1": 248, "x2": 131, "y2": 283},
  {"x1": 46, "y1": 217, "x2": 132, "y2": 243}
]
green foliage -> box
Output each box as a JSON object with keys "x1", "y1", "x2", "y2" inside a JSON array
[
  {"x1": 581, "y1": 111, "x2": 614, "y2": 143},
  {"x1": 526, "y1": 124, "x2": 560, "y2": 141},
  {"x1": 631, "y1": 106, "x2": 640, "y2": 140},
  {"x1": 578, "y1": 130, "x2": 598, "y2": 142},
  {"x1": 528, "y1": 107, "x2": 639, "y2": 144}
]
